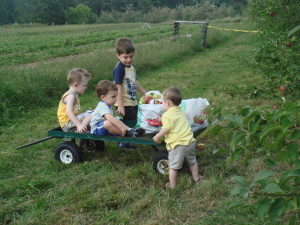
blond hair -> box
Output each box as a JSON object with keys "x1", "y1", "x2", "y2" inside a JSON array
[{"x1": 67, "y1": 68, "x2": 91, "y2": 85}]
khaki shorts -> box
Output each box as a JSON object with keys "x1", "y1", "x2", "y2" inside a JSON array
[
  {"x1": 168, "y1": 142, "x2": 197, "y2": 170},
  {"x1": 62, "y1": 111, "x2": 91, "y2": 132}
]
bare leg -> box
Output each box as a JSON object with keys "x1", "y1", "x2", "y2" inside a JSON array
[
  {"x1": 167, "y1": 168, "x2": 177, "y2": 189},
  {"x1": 189, "y1": 162, "x2": 202, "y2": 182},
  {"x1": 82, "y1": 114, "x2": 92, "y2": 127},
  {"x1": 104, "y1": 120, "x2": 122, "y2": 135}
]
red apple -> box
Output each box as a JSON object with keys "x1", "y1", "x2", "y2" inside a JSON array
[
  {"x1": 146, "y1": 99, "x2": 152, "y2": 104},
  {"x1": 197, "y1": 144, "x2": 205, "y2": 150},
  {"x1": 279, "y1": 85, "x2": 286, "y2": 92},
  {"x1": 273, "y1": 105, "x2": 279, "y2": 109},
  {"x1": 269, "y1": 11, "x2": 274, "y2": 16},
  {"x1": 286, "y1": 42, "x2": 291, "y2": 47}
]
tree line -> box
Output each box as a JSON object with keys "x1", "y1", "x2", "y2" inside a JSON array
[{"x1": 0, "y1": 0, "x2": 246, "y2": 25}]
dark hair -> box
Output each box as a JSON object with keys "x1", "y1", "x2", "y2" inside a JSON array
[
  {"x1": 116, "y1": 38, "x2": 135, "y2": 55},
  {"x1": 162, "y1": 87, "x2": 182, "y2": 106},
  {"x1": 96, "y1": 80, "x2": 118, "y2": 97}
]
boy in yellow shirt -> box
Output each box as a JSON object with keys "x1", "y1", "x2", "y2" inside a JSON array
[{"x1": 153, "y1": 87, "x2": 203, "y2": 189}]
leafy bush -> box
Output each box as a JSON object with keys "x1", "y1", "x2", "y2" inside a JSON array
[{"x1": 210, "y1": 100, "x2": 300, "y2": 224}]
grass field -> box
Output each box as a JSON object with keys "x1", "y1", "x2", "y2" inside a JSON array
[{"x1": 1, "y1": 19, "x2": 283, "y2": 224}]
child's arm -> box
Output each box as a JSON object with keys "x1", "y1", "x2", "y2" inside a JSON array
[
  {"x1": 116, "y1": 84, "x2": 125, "y2": 116},
  {"x1": 153, "y1": 128, "x2": 170, "y2": 143},
  {"x1": 105, "y1": 113, "x2": 129, "y2": 136},
  {"x1": 65, "y1": 94, "x2": 87, "y2": 133},
  {"x1": 136, "y1": 81, "x2": 146, "y2": 96}
]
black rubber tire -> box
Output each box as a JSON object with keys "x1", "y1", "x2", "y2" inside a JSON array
[
  {"x1": 152, "y1": 150, "x2": 169, "y2": 175},
  {"x1": 54, "y1": 141, "x2": 82, "y2": 164},
  {"x1": 79, "y1": 139, "x2": 105, "y2": 152}
]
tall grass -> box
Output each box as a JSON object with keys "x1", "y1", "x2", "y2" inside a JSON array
[{"x1": 0, "y1": 19, "x2": 271, "y2": 224}]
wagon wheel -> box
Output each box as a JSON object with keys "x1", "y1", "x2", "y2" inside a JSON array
[
  {"x1": 152, "y1": 150, "x2": 169, "y2": 175},
  {"x1": 79, "y1": 139, "x2": 105, "y2": 152},
  {"x1": 54, "y1": 141, "x2": 82, "y2": 164}
]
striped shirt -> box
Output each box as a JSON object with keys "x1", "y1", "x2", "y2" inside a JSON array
[{"x1": 90, "y1": 101, "x2": 113, "y2": 134}]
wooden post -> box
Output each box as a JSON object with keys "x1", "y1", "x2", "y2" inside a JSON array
[
  {"x1": 173, "y1": 22, "x2": 180, "y2": 40},
  {"x1": 201, "y1": 22, "x2": 208, "y2": 47},
  {"x1": 173, "y1": 20, "x2": 208, "y2": 47}
]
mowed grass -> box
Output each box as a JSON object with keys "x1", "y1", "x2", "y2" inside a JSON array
[{"x1": 1, "y1": 19, "x2": 269, "y2": 224}]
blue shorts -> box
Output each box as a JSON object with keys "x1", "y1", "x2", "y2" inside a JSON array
[{"x1": 91, "y1": 121, "x2": 112, "y2": 136}]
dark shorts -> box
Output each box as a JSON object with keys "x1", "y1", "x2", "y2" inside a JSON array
[{"x1": 117, "y1": 105, "x2": 138, "y2": 121}]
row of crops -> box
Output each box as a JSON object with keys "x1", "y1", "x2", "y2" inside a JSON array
[{"x1": 0, "y1": 23, "x2": 201, "y2": 66}]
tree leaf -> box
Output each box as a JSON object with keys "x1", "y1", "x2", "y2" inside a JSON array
[
  {"x1": 224, "y1": 114, "x2": 243, "y2": 126},
  {"x1": 260, "y1": 125, "x2": 282, "y2": 140},
  {"x1": 212, "y1": 106, "x2": 222, "y2": 115},
  {"x1": 238, "y1": 106, "x2": 252, "y2": 117},
  {"x1": 280, "y1": 115, "x2": 293, "y2": 132},
  {"x1": 254, "y1": 170, "x2": 275, "y2": 182},
  {"x1": 231, "y1": 132, "x2": 246, "y2": 150},
  {"x1": 264, "y1": 158, "x2": 276, "y2": 167},
  {"x1": 264, "y1": 183, "x2": 283, "y2": 194},
  {"x1": 212, "y1": 148, "x2": 227, "y2": 155},
  {"x1": 231, "y1": 148, "x2": 243, "y2": 162},
  {"x1": 288, "y1": 169, "x2": 300, "y2": 177},
  {"x1": 232, "y1": 176, "x2": 247, "y2": 186},
  {"x1": 230, "y1": 187, "x2": 241, "y2": 196},
  {"x1": 210, "y1": 126, "x2": 223, "y2": 138},
  {"x1": 287, "y1": 143, "x2": 299, "y2": 163},
  {"x1": 292, "y1": 130, "x2": 300, "y2": 141},
  {"x1": 287, "y1": 25, "x2": 300, "y2": 37},
  {"x1": 273, "y1": 131, "x2": 288, "y2": 152},
  {"x1": 256, "y1": 198, "x2": 272, "y2": 220},
  {"x1": 228, "y1": 201, "x2": 244, "y2": 210},
  {"x1": 268, "y1": 198, "x2": 286, "y2": 225},
  {"x1": 243, "y1": 109, "x2": 262, "y2": 125}
]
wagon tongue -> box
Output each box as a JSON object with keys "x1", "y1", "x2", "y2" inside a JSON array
[{"x1": 16, "y1": 136, "x2": 55, "y2": 149}]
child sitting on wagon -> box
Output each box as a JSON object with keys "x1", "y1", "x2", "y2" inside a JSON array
[
  {"x1": 90, "y1": 80, "x2": 144, "y2": 138},
  {"x1": 57, "y1": 68, "x2": 92, "y2": 133}
]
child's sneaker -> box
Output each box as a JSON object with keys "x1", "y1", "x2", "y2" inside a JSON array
[
  {"x1": 125, "y1": 128, "x2": 138, "y2": 138},
  {"x1": 135, "y1": 128, "x2": 145, "y2": 137},
  {"x1": 118, "y1": 142, "x2": 133, "y2": 151}
]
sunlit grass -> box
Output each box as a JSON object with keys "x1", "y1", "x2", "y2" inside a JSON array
[{"x1": 0, "y1": 19, "x2": 269, "y2": 224}]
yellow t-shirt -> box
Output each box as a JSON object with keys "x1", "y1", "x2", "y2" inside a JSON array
[
  {"x1": 57, "y1": 91, "x2": 80, "y2": 127},
  {"x1": 162, "y1": 106, "x2": 195, "y2": 150}
]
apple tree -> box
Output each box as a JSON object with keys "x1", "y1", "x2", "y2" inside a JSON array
[
  {"x1": 210, "y1": 100, "x2": 300, "y2": 224},
  {"x1": 247, "y1": 0, "x2": 300, "y2": 98}
]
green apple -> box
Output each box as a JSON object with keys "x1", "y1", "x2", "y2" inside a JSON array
[
  {"x1": 140, "y1": 96, "x2": 148, "y2": 104},
  {"x1": 152, "y1": 93, "x2": 161, "y2": 99},
  {"x1": 145, "y1": 92, "x2": 154, "y2": 99}
]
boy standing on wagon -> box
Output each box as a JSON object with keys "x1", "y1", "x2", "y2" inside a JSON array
[
  {"x1": 113, "y1": 38, "x2": 147, "y2": 149},
  {"x1": 57, "y1": 68, "x2": 92, "y2": 133},
  {"x1": 153, "y1": 87, "x2": 203, "y2": 189}
]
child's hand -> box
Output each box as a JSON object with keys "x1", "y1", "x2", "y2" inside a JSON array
[
  {"x1": 153, "y1": 135, "x2": 162, "y2": 144},
  {"x1": 76, "y1": 124, "x2": 87, "y2": 133},
  {"x1": 117, "y1": 106, "x2": 125, "y2": 116}
]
